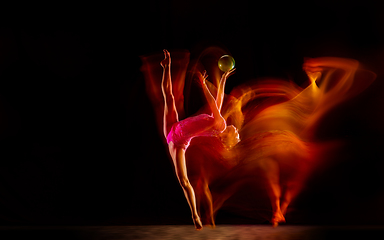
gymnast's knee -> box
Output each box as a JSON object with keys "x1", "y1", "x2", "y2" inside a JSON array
[{"x1": 178, "y1": 177, "x2": 191, "y2": 189}]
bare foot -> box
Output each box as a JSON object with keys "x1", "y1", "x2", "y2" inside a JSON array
[
  {"x1": 203, "y1": 215, "x2": 215, "y2": 229},
  {"x1": 160, "y1": 49, "x2": 171, "y2": 68},
  {"x1": 208, "y1": 215, "x2": 216, "y2": 229},
  {"x1": 271, "y1": 210, "x2": 286, "y2": 227},
  {"x1": 193, "y1": 216, "x2": 203, "y2": 230}
]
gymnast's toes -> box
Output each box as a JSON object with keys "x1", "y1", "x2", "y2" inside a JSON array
[{"x1": 271, "y1": 211, "x2": 286, "y2": 227}]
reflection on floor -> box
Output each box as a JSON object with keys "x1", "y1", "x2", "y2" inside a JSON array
[{"x1": 0, "y1": 225, "x2": 383, "y2": 240}]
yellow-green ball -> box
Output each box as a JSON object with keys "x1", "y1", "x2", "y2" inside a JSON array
[{"x1": 218, "y1": 55, "x2": 235, "y2": 72}]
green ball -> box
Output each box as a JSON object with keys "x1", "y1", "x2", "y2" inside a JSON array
[{"x1": 218, "y1": 55, "x2": 235, "y2": 72}]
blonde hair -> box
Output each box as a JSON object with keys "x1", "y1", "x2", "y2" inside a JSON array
[{"x1": 219, "y1": 125, "x2": 240, "y2": 148}]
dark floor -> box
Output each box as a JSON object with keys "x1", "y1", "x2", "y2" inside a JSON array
[{"x1": 0, "y1": 225, "x2": 383, "y2": 240}]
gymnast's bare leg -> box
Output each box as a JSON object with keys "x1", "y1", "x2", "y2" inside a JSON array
[
  {"x1": 161, "y1": 49, "x2": 203, "y2": 230},
  {"x1": 259, "y1": 157, "x2": 285, "y2": 227}
]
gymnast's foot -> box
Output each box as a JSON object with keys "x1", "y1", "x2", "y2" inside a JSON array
[
  {"x1": 208, "y1": 215, "x2": 216, "y2": 229},
  {"x1": 271, "y1": 210, "x2": 286, "y2": 227},
  {"x1": 193, "y1": 216, "x2": 203, "y2": 230}
]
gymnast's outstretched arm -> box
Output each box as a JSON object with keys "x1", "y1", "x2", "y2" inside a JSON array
[
  {"x1": 216, "y1": 68, "x2": 236, "y2": 112},
  {"x1": 198, "y1": 71, "x2": 226, "y2": 129}
]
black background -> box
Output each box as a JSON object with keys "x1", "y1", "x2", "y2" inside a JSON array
[{"x1": 0, "y1": 1, "x2": 384, "y2": 226}]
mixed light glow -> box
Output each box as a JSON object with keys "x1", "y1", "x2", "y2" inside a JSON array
[{"x1": 140, "y1": 49, "x2": 376, "y2": 229}]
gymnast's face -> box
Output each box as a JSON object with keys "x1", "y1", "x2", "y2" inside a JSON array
[{"x1": 220, "y1": 125, "x2": 240, "y2": 148}]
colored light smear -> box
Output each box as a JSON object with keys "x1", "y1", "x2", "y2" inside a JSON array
[{"x1": 140, "y1": 48, "x2": 376, "y2": 228}]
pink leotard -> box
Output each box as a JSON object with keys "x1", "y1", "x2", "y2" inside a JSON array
[{"x1": 167, "y1": 114, "x2": 225, "y2": 149}]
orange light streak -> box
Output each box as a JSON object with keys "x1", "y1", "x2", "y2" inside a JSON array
[{"x1": 140, "y1": 49, "x2": 376, "y2": 228}]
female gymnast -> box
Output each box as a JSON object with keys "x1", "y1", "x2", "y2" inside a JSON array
[{"x1": 160, "y1": 49, "x2": 240, "y2": 230}]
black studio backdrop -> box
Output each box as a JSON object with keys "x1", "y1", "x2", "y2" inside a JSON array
[{"x1": 0, "y1": 1, "x2": 383, "y2": 226}]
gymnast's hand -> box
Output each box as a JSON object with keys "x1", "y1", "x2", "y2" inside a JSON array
[
  {"x1": 197, "y1": 70, "x2": 209, "y2": 86},
  {"x1": 160, "y1": 49, "x2": 171, "y2": 68},
  {"x1": 222, "y1": 68, "x2": 236, "y2": 80}
]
